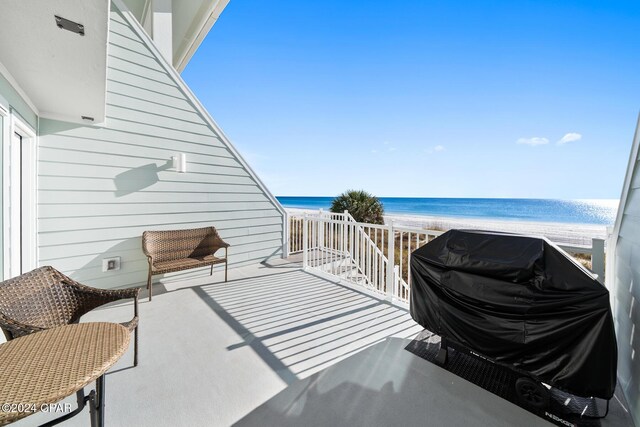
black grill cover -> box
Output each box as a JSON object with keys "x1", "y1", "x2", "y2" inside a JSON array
[{"x1": 410, "y1": 229, "x2": 617, "y2": 399}]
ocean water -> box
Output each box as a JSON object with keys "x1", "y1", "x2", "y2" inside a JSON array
[{"x1": 277, "y1": 197, "x2": 619, "y2": 225}]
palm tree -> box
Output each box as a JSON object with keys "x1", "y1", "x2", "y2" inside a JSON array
[{"x1": 330, "y1": 190, "x2": 385, "y2": 224}]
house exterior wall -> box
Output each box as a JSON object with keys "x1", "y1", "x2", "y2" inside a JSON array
[
  {"x1": 608, "y1": 116, "x2": 640, "y2": 426},
  {"x1": 0, "y1": 73, "x2": 37, "y2": 129},
  {"x1": 36, "y1": 3, "x2": 286, "y2": 289}
]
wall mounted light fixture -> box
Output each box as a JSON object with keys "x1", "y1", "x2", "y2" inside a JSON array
[{"x1": 172, "y1": 153, "x2": 187, "y2": 173}]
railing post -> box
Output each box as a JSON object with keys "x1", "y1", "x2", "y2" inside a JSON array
[
  {"x1": 386, "y1": 222, "x2": 395, "y2": 301},
  {"x1": 302, "y1": 214, "x2": 308, "y2": 270},
  {"x1": 394, "y1": 265, "x2": 400, "y2": 301},
  {"x1": 318, "y1": 209, "x2": 325, "y2": 250},
  {"x1": 343, "y1": 210, "x2": 348, "y2": 255},
  {"x1": 605, "y1": 228, "x2": 616, "y2": 308},
  {"x1": 591, "y1": 238, "x2": 605, "y2": 284},
  {"x1": 284, "y1": 211, "x2": 290, "y2": 258}
]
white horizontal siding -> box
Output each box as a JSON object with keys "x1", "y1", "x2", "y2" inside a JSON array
[
  {"x1": 38, "y1": 162, "x2": 249, "y2": 179},
  {"x1": 39, "y1": 178, "x2": 262, "y2": 194},
  {"x1": 39, "y1": 210, "x2": 281, "y2": 232},
  {"x1": 38, "y1": 191, "x2": 273, "y2": 204},
  {"x1": 106, "y1": 93, "x2": 203, "y2": 123},
  {"x1": 39, "y1": 201, "x2": 274, "y2": 217},
  {"x1": 38, "y1": 223, "x2": 283, "y2": 248},
  {"x1": 611, "y1": 116, "x2": 640, "y2": 426},
  {"x1": 107, "y1": 81, "x2": 195, "y2": 111},
  {"x1": 39, "y1": 231, "x2": 283, "y2": 260},
  {"x1": 74, "y1": 246, "x2": 282, "y2": 290},
  {"x1": 40, "y1": 143, "x2": 236, "y2": 165},
  {"x1": 36, "y1": 3, "x2": 284, "y2": 289},
  {"x1": 41, "y1": 237, "x2": 283, "y2": 272}
]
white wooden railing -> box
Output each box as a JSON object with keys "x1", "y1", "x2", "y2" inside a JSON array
[
  {"x1": 289, "y1": 210, "x2": 389, "y2": 296},
  {"x1": 557, "y1": 239, "x2": 606, "y2": 283},
  {"x1": 389, "y1": 224, "x2": 444, "y2": 301},
  {"x1": 287, "y1": 209, "x2": 607, "y2": 304},
  {"x1": 288, "y1": 210, "x2": 348, "y2": 254}
]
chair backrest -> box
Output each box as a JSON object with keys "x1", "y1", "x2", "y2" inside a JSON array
[
  {"x1": 142, "y1": 226, "x2": 222, "y2": 263},
  {"x1": 0, "y1": 266, "x2": 84, "y2": 338}
]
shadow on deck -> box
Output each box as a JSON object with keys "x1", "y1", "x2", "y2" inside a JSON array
[{"x1": 14, "y1": 257, "x2": 634, "y2": 427}]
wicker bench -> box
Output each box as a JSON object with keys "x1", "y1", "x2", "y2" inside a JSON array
[{"x1": 142, "y1": 227, "x2": 230, "y2": 301}]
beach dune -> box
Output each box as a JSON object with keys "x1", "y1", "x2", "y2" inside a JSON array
[{"x1": 285, "y1": 208, "x2": 608, "y2": 247}]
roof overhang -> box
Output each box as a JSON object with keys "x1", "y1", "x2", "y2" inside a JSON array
[
  {"x1": 122, "y1": 0, "x2": 229, "y2": 72},
  {"x1": 0, "y1": 0, "x2": 110, "y2": 124},
  {"x1": 172, "y1": 0, "x2": 229, "y2": 72}
]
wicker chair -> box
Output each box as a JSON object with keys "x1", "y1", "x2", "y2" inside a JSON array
[
  {"x1": 142, "y1": 226, "x2": 230, "y2": 301},
  {"x1": 0, "y1": 266, "x2": 140, "y2": 366}
]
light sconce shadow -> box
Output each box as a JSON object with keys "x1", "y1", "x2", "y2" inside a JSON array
[{"x1": 114, "y1": 160, "x2": 173, "y2": 197}]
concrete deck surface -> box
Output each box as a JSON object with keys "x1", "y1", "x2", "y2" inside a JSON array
[{"x1": 12, "y1": 258, "x2": 634, "y2": 427}]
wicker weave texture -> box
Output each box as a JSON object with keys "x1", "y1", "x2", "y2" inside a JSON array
[
  {"x1": 0, "y1": 266, "x2": 139, "y2": 341},
  {"x1": 0, "y1": 322, "x2": 130, "y2": 425},
  {"x1": 142, "y1": 227, "x2": 229, "y2": 265},
  {"x1": 152, "y1": 255, "x2": 226, "y2": 274},
  {"x1": 142, "y1": 226, "x2": 230, "y2": 300}
]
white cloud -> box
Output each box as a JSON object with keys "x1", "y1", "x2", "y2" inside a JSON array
[
  {"x1": 373, "y1": 141, "x2": 397, "y2": 154},
  {"x1": 377, "y1": 141, "x2": 397, "y2": 152},
  {"x1": 557, "y1": 132, "x2": 582, "y2": 145},
  {"x1": 516, "y1": 137, "x2": 549, "y2": 146},
  {"x1": 424, "y1": 145, "x2": 445, "y2": 154}
]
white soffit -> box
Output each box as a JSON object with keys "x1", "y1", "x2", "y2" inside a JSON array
[
  {"x1": 121, "y1": 0, "x2": 148, "y2": 19},
  {"x1": 0, "y1": 0, "x2": 109, "y2": 124},
  {"x1": 121, "y1": 0, "x2": 229, "y2": 72},
  {"x1": 172, "y1": 0, "x2": 230, "y2": 73}
]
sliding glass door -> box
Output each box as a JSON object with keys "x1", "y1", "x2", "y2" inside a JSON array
[{"x1": 2, "y1": 114, "x2": 36, "y2": 279}]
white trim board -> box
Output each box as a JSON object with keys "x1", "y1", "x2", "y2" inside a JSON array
[
  {"x1": 611, "y1": 112, "x2": 640, "y2": 240},
  {"x1": 2, "y1": 112, "x2": 37, "y2": 278},
  {"x1": 0, "y1": 106, "x2": 9, "y2": 279},
  {"x1": 39, "y1": 110, "x2": 107, "y2": 127},
  {"x1": 174, "y1": 0, "x2": 230, "y2": 73},
  {"x1": 0, "y1": 59, "x2": 39, "y2": 117},
  {"x1": 14, "y1": 115, "x2": 38, "y2": 274}
]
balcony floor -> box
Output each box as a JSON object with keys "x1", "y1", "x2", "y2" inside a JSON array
[{"x1": 14, "y1": 257, "x2": 633, "y2": 427}]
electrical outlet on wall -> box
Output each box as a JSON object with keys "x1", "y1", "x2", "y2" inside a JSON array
[{"x1": 102, "y1": 257, "x2": 121, "y2": 272}]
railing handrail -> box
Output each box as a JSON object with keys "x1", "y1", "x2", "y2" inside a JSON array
[
  {"x1": 292, "y1": 213, "x2": 445, "y2": 235},
  {"x1": 342, "y1": 212, "x2": 389, "y2": 261},
  {"x1": 557, "y1": 243, "x2": 594, "y2": 254},
  {"x1": 393, "y1": 224, "x2": 445, "y2": 236},
  {"x1": 342, "y1": 211, "x2": 390, "y2": 290},
  {"x1": 290, "y1": 209, "x2": 607, "y2": 301}
]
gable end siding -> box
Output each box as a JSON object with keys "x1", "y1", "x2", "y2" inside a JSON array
[{"x1": 37, "y1": 3, "x2": 285, "y2": 289}]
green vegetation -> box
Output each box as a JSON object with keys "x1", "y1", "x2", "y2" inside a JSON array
[
  {"x1": 330, "y1": 190, "x2": 385, "y2": 224},
  {"x1": 571, "y1": 252, "x2": 593, "y2": 271}
]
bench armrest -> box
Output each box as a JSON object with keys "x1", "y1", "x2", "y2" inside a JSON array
[{"x1": 213, "y1": 236, "x2": 230, "y2": 250}]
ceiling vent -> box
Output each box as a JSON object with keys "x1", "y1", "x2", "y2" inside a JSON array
[{"x1": 55, "y1": 15, "x2": 85, "y2": 36}]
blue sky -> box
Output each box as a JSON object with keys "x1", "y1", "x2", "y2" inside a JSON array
[{"x1": 183, "y1": 0, "x2": 639, "y2": 199}]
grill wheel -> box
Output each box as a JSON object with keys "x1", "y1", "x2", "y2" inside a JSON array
[{"x1": 515, "y1": 377, "x2": 550, "y2": 409}]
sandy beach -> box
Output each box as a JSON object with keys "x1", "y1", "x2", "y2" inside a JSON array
[{"x1": 285, "y1": 208, "x2": 609, "y2": 246}]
